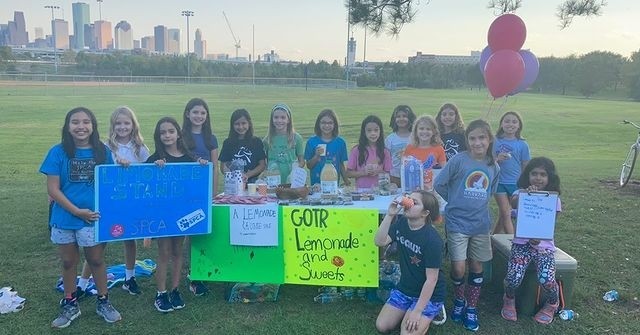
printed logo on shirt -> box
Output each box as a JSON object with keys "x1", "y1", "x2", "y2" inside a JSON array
[
  {"x1": 496, "y1": 143, "x2": 514, "y2": 155},
  {"x1": 463, "y1": 170, "x2": 489, "y2": 200},
  {"x1": 69, "y1": 158, "x2": 96, "y2": 183},
  {"x1": 396, "y1": 234, "x2": 422, "y2": 255},
  {"x1": 233, "y1": 146, "x2": 253, "y2": 164},
  {"x1": 443, "y1": 139, "x2": 461, "y2": 160}
]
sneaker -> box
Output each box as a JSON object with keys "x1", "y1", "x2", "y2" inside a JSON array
[
  {"x1": 169, "y1": 288, "x2": 185, "y2": 310},
  {"x1": 51, "y1": 300, "x2": 81, "y2": 329},
  {"x1": 59, "y1": 287, "x2": 86, "y2": 307},
  {"x1": 96, "y1": 297, "x2": 122, "y2": 323},
  {"x1": 432, "y1": 304, "x2": 447, "y2": 325},
  {"x1": 154, "y1": 292, "x2": 173, "y2": 313},
  {"x1": 122, "y1": 277, "x2": 142, "y2": 295},
  {"x1": 451, "y1": 298, "x2": 466, "y2": 323},
  {"x1": 189, "y1": 280, "x2": 209, "y2": 297},
  {"x1": 463, "y1": 307, "x2": 479, "y2": 332},
  {"x1": 501, "y1": 294, "x2": 517, "y2": 321}
]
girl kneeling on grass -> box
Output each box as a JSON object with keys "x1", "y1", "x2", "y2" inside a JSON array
[
  {"x1": 147, "y1": 117, "x2": 208, "y2": 313},
  {"x1": 374, "y1": 191, "x2": 446, "y2": 335},
  {"x1": 501, "y1": 157, "x2": 562, "y2": 324},
  {"x1": 40, "y1": 107, "x2": 122, "y2": 328}
]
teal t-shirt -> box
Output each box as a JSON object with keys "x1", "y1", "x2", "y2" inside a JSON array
[{"x1": 263, "y1": 133, "x2": 304, "y2": 183}]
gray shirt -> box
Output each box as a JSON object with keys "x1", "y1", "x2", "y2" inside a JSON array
[{"x1": 434, "y1": 151, "x2": 499, "y2": 235}]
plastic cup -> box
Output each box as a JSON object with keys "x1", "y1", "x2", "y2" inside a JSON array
[
  {"x1": 257, "y1": 183, "x2": 268, "y2": 196},
  {"x1": 317, "y1": 144, "x2": 327, "y2": 156},
  {"x1": 247, "y1": 183, "x2": 257, "y2": 195}
]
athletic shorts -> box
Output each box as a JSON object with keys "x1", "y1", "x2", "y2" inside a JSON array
[
  {"x1": 496, "y1": 183, "x2": 517, "y2": 197},
  {"x1": 51, "y1": 226, "x2": 100, "y2": 247},
  {"x1": 386, "y1": 289, "x2": 444, "y2": 319},
  {"x1": 447, "y1": 231, "x2": 492, "y2": 262}
]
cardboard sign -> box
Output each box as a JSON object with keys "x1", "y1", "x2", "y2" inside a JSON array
[
  {"x1": 190, "y1": 205, "x2": 285, "y2": 284},
  {"x1": 281, "y1": 207, "x2": 378, "y2": 287},
  {"x1": 95, "y1": 163, "x2": 212, "y2": 242}
]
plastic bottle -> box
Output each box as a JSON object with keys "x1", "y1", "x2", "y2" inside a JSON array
[
  {"x1": 558, "y1": 309, "x2": 578, "y2": 321},
  {"x1": 603, "y1": 290, "x2": 619, "y2": 302},
  {"x1": 313, "y1": 292, "x2": 342, "y2": 303},
  {"x1": 264, "y1": 161, "x2": 282, "y2": 189},
  {"x1": 320, "y1": 161, "x2": 338, "y2": 198},
  {"x1": 340, "y1": 288, "x2": 354, "y2": 300}
]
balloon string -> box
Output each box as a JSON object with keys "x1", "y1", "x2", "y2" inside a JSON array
[{"x1": 484, "y1": 98, "x2": 495, "y2": 119}]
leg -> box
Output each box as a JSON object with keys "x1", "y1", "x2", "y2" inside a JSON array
[
  {"x1": 376, "y1": 303, "x2": 406, "y2": 333},
  {"x1": 463, "y1": 234, "x2": 493, "y2": 332},
  {"x1": 533, "y1": 250, "x2": 559, "y2": 324},
  {"x1": 501, "y1": 243, "x2": 532, "y2": 321},
  {"x1": 83, "y1": 243, "x2": 107, "y2": 295},
  {"x1": 124, "y1": 239, "x2": 136, "y2": 275},
  {"x1": 493, "y1": 193, "x2": 513, "y2": 234},
  {"x1": 58, "y1": 243, "x2": 81, "y2": 298},
  {"x1": 447, "y1": 231, "x2": 469, "y2": 323},
  {"x1": 156, "y1": 238, "x2": 171, "y2": 292},
  {"x1": 170, "y1": 237, "x2": 185, "y2": 290}
]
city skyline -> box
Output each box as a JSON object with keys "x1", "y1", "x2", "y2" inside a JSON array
[{"x1": 1, "y1": 1, "x2": 639, "y2": 62}]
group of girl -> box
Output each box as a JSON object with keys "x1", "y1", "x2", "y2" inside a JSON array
[
  {"x1": 374, "y1": 105, "x2": 563, "y2": 334},
  {"x1": 41, "y1": 99, "x2": 561, "y2": 333}
]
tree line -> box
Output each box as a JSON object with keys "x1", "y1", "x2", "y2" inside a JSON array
[{"x1": 1, "y1": 46, "x2": 640, "y2": 101}]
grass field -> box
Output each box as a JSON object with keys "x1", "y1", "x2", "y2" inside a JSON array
[{"x1": 0, "y1": 83, "x2": 639, "y2": 334}]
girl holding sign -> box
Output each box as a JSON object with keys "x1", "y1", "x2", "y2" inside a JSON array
[
  {"x1": 501, "y1": 157, "x2": 562, "y2": 324},
  {"x1": 374, "y1": 191, "x2": 446, "y2": 335},
  {"x1": 40, "y1": 107, "x2": 122, "y2": 328},
  {"x1": 146, "y1": 117, "x2": 208, "y2": 313}
]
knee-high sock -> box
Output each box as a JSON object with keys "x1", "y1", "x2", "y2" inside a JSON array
[
  {"x1": 452, "y1": 274, "x2": 465, "y2": 301},
  {"x1": 466, "y1": 272, "x2": 483, "y2": 308}
]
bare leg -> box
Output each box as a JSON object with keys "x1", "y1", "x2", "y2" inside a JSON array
[
  {"x1": 156, "y1": 238, "x2": 171, "y2": 292},
  {"x1": 83, "y1": 243, "x2": 107, "y2": 296},
  {"x1": 124, "y1": 240, "x2": 136, "y2": 273},
  {"x1": 170, "y1": 237, "x2": 185, "y2": 290},
  {"x1": 58, "y1": 243, "x2": 81, "y2": 298},
  {"x1": 376, "y1": 303, "x2": 406, "y2": 333}
]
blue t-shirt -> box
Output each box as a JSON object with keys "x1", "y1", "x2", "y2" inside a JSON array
[
  {"x1": 191, "y1": 132, "x2": 219, "y2": 161},
  {"x1": 434, "y1": 151, "x2": 499, "y2": 235},
  {"x1": 304, "y1": 135, "x2": 348, "y2": 185},
  {"x1": 494, "y1": 137, "x2": 530, "y2": 184},
  {"x1": 388, "y1": 216, "x2": 446, "y2": 301},
  {"x1": 40, "y1": 144, "x2": 114, "y2": 230}
]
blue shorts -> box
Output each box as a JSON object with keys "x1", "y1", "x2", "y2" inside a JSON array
[
  {"x1": 496, "y1": 183, "x2": 517, "y2": 197},
  {"x1": 386, "y1": 289, "x2": 444, "y2": 319}
]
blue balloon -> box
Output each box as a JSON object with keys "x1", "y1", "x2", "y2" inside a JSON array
[
  {"x1": 479, "y1": 45, "x2": 493, "y2": 73},
  {"x1": 509, "y1": 50, "x2": 539, "y2": 95}
]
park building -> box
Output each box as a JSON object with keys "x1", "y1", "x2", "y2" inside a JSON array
[{"x1": 408, "y1": 51, "x2": 481, "y2": 65}]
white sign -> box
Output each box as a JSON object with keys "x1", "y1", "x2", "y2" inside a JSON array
[
  {"x1": 515, "y1": 191, "x2": 559, "y2": 240},
  {"x1": 230, "y1": 203, "x2": 279, "y2": 246}
]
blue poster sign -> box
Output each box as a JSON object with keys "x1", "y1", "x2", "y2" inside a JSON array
[{"x1": 95, "y1": 163, "x2": 213, "y2": 242}]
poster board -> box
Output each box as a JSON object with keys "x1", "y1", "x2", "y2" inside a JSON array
[
  {"x1": 190, "y1": 205, "x2": 285, "y2": 283},
  {"x1": 281, "y1": 207, "x2": 378, "y2": 287},
  {"x1": 229, "y1": 204, "x2": 279, "y2": 246},
  {"x1": 95, "y1": 163, "x2": 212, "y2": 242},
  {"x1": 515, "y1": 191, "x2": 559, "y2": 240}
]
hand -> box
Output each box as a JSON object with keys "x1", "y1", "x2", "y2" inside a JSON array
[
  {"x1": 529, "y1": 239, "x2": 541, "y2": 245},
  {"x1": 143, "y1": 238, "x2": 152, "y2": 248},
  {"x1": 242, "y1": 173, "x2": 248, "y2": 184},
  {"x1": 405, "y1": 310, "x2": 422, "y2": 332},
  {"x1": 116, "y1": 158, "x2": 131, "y2": 167},
  {"x1": 497, "y1": 152, "x2": 510, "y2": 162},
  {"x1": 75, "y1": 209, "x2": 100, "y2": 224},
  {"x1": 197, "y1": 158, "x2": 209, "y2": 165},
  {"x1": 315, "y1": 147, "x2": 324, "y2": 158},
  {"x1": 526, "y1": 185, "x2": 540, "y2": 192},
  {"x1": 154, "y1": 159, "x2": 166, "y2": 167},
  {"x1": 387, "y1": 200, "x2": 400, "y2": 216},
  {"x1": 342, "y1": 179, "x2": 351, "y2": 186}
]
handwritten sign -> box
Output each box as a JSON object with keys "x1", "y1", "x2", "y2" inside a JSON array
[
  {"x1": 515, "y1": 191, "x2": 559, "y2": 240},
  {"x1": 281, "y1": 207, "x2": 378, "y2": 287},
  {"x1": 230, "y1": 204, "x2": 279, "y2": 246},
  {"x1": 190, "y1": 205, "x2": 284, "y2": 284},
  {"x1": 95, "y1": 163, "x2": 212, "y2": 242}
]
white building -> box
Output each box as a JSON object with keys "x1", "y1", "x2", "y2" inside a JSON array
[
  {"x1": 408, "y1": 51, "x2": 480, "y2": 65},
  {"x1": 114, "y1": 20, "x2": 133, "y2": 50}
]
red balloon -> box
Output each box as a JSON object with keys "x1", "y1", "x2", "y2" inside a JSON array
[
  {"x1": 488, "y1": 14, "x2": 526, "y2": 51},
  {"x1": 484, "y1": 50, "x2": 525, "y2": 99}
]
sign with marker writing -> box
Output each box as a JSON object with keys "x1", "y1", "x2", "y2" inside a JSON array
[
  {"x1": 95, "y1": 163, "x2": 213, "y2": 242},
  {"x1": 515, "y1": 191, "x2": 559, "y2": 240},
  {"x1": 281, "y1": 207, "x2": 378, "y2": 287},
  {"x1": 230, "y1": 204, "x2": 279, "y2": 246}
]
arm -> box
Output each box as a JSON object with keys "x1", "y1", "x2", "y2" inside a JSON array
[
  {"x1": 405, "y1": 268, "x2": 439, "y2": 332},
  {"x1": 339, "y1": 161, "x2": 351, "y2": 186},
  {"x1": 210, "y1": 148, "x2": 219, "y2": 195},
  {"x1": 46, "y1": 175, "x2": 98, "y2": 223},
  {"x1": 374, "y1": 202, "x2": 400, "y2": 247},
  {"x1": 246, "y1": 159, "x2": 266, "y2": 180},
  {"x1": 306, "y1": 148, "x2": 323, "y2": 170}
]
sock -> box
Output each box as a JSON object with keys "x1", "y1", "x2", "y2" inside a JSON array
[
  {"x1": 466, "y1": 272, "x2": 483, "y2": 308},
  {"x1": 451, "y1": 275, "x2": 465, "y2": 301},
  {"x1": 97, "y1": 294, "x2": 108, "y2": 302},
  {"x1": 78, "y1": 277, "x2": 90, "y2": 291},
  {"x1": 157, "y1": 290, "x2": 167, "y2": 295},
  {"x1": 125, "y1": 269, "x2": 135, "y2": 281}
]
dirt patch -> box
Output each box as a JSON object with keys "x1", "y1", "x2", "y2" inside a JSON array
[{"x1": 600, "y1": 179, "x2": 640, "y2": 195}]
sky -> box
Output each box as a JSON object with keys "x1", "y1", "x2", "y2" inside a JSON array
[{"x1": 2, "y1": 1, "x2": 640, "y2": 63}]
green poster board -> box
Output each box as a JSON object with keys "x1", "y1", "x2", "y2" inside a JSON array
[
  {"x1": 190, "y1": 205, "x2": 285, "y2": 284},
  {"x1": 282, "y1": 207, "x2": 378, "y2": 287}
]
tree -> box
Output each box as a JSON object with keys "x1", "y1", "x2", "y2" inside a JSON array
[
  {"x1": 347, "y1": 0, "x2": 606, "y2": 35},
  {"x1": 573, "y1": 51, "x2": 625, "y2": 97},
  {"x1": 625, "y1": 49, "x2": 640, "y2": 101}
]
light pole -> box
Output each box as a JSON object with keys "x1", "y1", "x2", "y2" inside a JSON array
[
  {"x1": 181, "y1": 10, "x2": 194, "y2": 83},
  {"x1": 44, "y1": 5, "x2": 60, "y2": 73}
]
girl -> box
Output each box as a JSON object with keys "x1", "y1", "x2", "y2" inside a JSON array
[
  {"x1": 403, "y1": 115, "x2": 447, "y2": 191},
  {"x1": 146, "y1": 117, "x2": 208, "y2": 313},
  {"x1": 385, "y1": 105, "x2": 417, "y2": 186},
  {"x1": 501, "y1": 157, "x2": 562, "y2": 324},
  {"x1": 263, "y1": 103, "x2": 305, "y2": 183},
  {"x1": 347, "y1": 115, "x2": 392, "y2": 190},
  {"x1": 435, "y1": 103, "x2": 466, "y2": 160},
  {"x1": 182, "y1": 98, "x2": 218, "y2": 296},
  {"x1": 433, "y1": 119, "x2": 499, "y2": 332},
  {"x1": 40, "y1": 107, "x2": 122, "y2": 328},
  {"x1": 374, "y1": 191, "x2": 446, "y2": 335},
  {"x1": 304, "y1": 109, "x2": 350, "y2": 187},
  {"x1": 493, "y1": 111, "x2": 530, "y2": 234},
  {"x1": 219, "y1": 109, "x2": 266, "y2": 184}
]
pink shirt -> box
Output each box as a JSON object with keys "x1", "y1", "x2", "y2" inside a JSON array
[
  {"x1": 347, "y1": 145, "x2": 392, "y2": 189},
  {"x1": 512, "y1": 192, "x2": 562, "y2": 251}
]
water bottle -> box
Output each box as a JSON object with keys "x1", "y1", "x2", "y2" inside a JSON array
[
  {"x1": 317, "y1": 286, "x2": 338, "y2": 294},
  {"x1": 603, "y1": 290, "x2": 619, "y2": 302},
  {"x1": 313, "y1": 293, "x2": 342, "y2": 304},
  {"x1": 356, "y1": 288, "x2": 366, "y2": 300},
  {"x1": 340, "y1": 288, "x2": 354, "y2": 300},
  {"x1": 558, "y1": 309, "x2": 578, "y2": 321}
]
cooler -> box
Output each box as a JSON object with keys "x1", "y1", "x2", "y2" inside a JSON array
[{"x1": 490, "y1": 234, "x2": 577, "y2": 316}]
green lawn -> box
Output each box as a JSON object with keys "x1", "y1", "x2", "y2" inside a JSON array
[{"x1": 0, "y1": 83, "x2": 639, "y2": 334}]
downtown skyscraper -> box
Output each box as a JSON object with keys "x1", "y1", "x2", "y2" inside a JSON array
[{"x1": 72, "y1": 2, "x2": 90, "y2": 49}]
